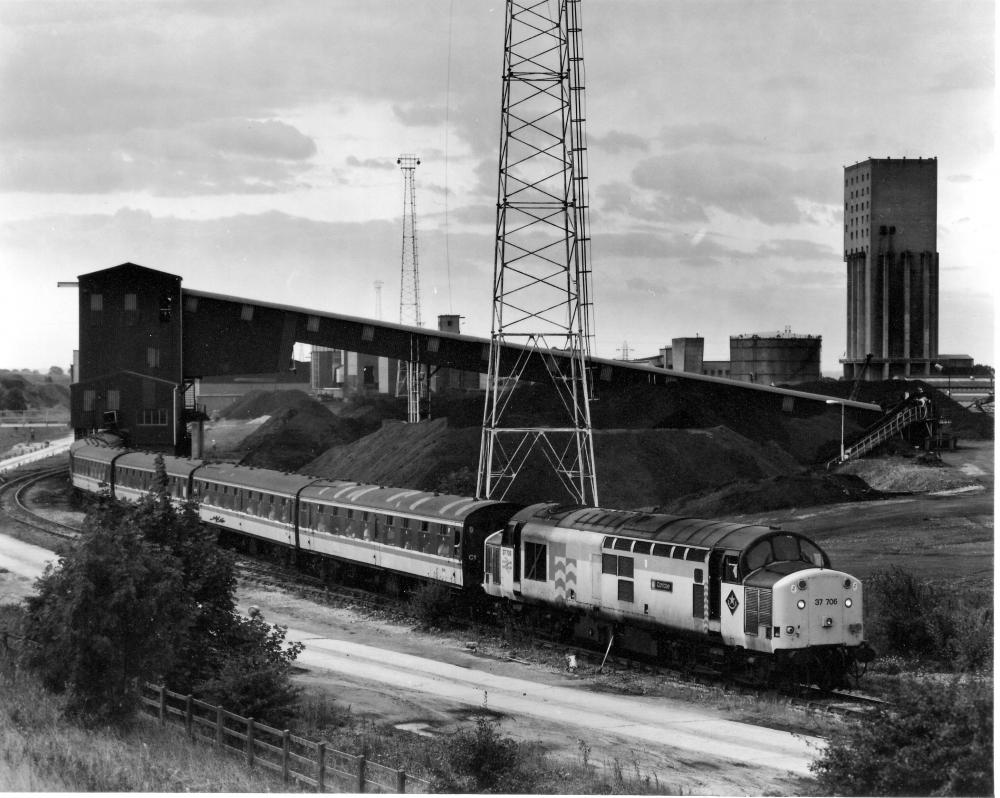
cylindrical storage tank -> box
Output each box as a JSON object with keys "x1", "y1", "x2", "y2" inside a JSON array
[{"x1": 729, "y1": 332, "x2": 822, "y2": 386}]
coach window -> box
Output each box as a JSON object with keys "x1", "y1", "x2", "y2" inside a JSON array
[
  {"x1": 652, "y1": 544, "x2": 672, "y2": 558},
  {"x1": 633, "y1": 541, "x2": 652, "y2": 555},
  {"x1": 523, "y1": 541, "x2": 547, "y2": 581},
  {"x1": 602, "y1": 552, "x2": 617, "y2": 574},
  {"x1": 618, "y1": 556, "x2": 634, "y2": 579},
  {"x1": 401, "y1": 518, "x2": 412, "y2": 549},
  {"x1": 451, "y1": 527, "x2": 461, "y2": 557},
  {"x1": 686, "y1": 549, "x2": 706, "y2": 562},
  {"x1": 613, "y1": 538, "x2": 632, "y2": 552},
  {"x1": 672, "y1": 547, "x2": 687, "y2": 560},
  {"x1": 362, "y1": 511, "x2": 373, "y2": 541},
  {"x1": 618, "y1": 580, "x2": 635, "y2": 603},
  {"x1": 385, "y1": 516, "x2": 397, "y2": 546}
]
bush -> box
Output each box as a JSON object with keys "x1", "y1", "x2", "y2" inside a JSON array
[
  {"x1": 408, "y1": 582, "x2": 458, "y2": 629},
  {"x1": 810, "y1": 677, "x2": 993, "y2": 795},
  {"x1": 435, "y1": 466, "x2": 477, "y2": 496},
  {"x1": 864, "y1": 566, "x2": 993, "y2": 671},
  {"x1": 431, "y1": 711, "x2": 534, "y2": 793},
  {"x1": 194, "y1": 615, "x2": 303, "y2": 728},
  {"x1": 21, "y1": 493, "x2": 191, "y2": 721},
  {"x1": 21, "y1": 457, "x2": 304, "y2": 725}
]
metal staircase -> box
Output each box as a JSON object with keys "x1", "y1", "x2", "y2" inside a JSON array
[{"x1": 827, "y1": 402, "x2": 931, "y2": 469}]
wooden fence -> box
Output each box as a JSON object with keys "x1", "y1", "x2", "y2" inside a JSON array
[{"x1": 140, "y1": 683, "x2": 430, "y2": 793}]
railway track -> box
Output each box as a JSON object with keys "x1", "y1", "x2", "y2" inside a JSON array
[
  {"x1": 4, "y1": 466, "x2": 885, "y2": 720},
  {"x1": 0, "y1": 462, "x2": 79, "y2": 540}
]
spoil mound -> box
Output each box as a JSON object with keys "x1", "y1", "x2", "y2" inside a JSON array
[
  {"x1": 302, "y1": 420, "x2": 805, "y2": 509},
  {"x1": 838, "y1": 455, "x2": 986, "y2": 493},
  {"x1": 652, "y1": 473, "x2": 879, "y2": 517},
  {"x1": 221, "y1": 389, "x2": 318, "y2": 420},
  {"x1": 232, "y1": 392, "x2": 389, "y2": 471}
]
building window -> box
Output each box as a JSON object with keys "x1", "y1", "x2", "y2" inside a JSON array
[
  {"x1": 138, "y1": 408, "x2": 169, "y2": 426},
  {"x1": 185, "y1": 296, "x2": 199, "y2": 312},
  {"x1": 124, "y1": 293, "x2": 138, "y2": 312},
  {"x1": 147, "y1": 347, "x2": 161, "y2": 368},
  {"x1": 107, "y1": 389, "x2": 120, "y2": 411},
  {"x1": 90, "y1": 294, "x2": 103, "y2": 311},
  {"x1": 83, "y1": 390, "x2": 95, "y2": 411},
  {"x1": 307, "y1": 315, "x2": 320, "y2": 332},
  {"x1": 241, "y1": 304, "x2": 254, "y2": 321}
]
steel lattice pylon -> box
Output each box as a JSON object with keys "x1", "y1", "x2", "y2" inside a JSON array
[
  {"x1": 477, "y1": 0, "x2": 598, "y2": 505},
  {"x1": 396, "y1": 154, "x2": 425, "y2": 423}
]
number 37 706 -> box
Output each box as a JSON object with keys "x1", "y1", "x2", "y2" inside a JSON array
[{"x1": 814, "y1": 597, "x2": 838, "y2": 606}]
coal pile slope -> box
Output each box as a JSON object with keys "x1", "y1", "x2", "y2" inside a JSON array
[
  {"x1": 219, "y1": 391, "x2": 394, "y2": 471},
  {"x1": 302, "y1": 420, "x2": 803, "y2": 510},
  {"x1": 653, "y1": 473, "x2": 879, "y2": 517}
]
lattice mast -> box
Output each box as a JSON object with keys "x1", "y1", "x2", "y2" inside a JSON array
[
  {"x1": 396, "y1": 154, "x2": 425, "y2": 423},
  {"x1": 477, "y1": 0, "x2": 598, "y2": 505}
]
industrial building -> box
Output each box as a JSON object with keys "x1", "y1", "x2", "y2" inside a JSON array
[
  {"x1": 69, "y1": 263, "x2": 876, "y2": 456},
  {"x1": 633, "y1": 331, "x2": 821, "y2": 386},
  {"x1": 841, "y1": 157, "x2": 941, "y2": 380}
]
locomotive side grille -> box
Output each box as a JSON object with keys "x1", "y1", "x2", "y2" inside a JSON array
[{"x1": 744, "y1": 587, "x2": 773, "y2": 635}]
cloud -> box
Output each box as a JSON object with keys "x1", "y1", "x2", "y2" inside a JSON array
[
  {"x1": 656, "y1": 123, "x2": 766, "y2": 151},
  {"x1": 598, "y1": 181, "x2": 708, "y2": 224},
  {"x1": 0, "y1": 118, "x2": 317, "y2": 195},
  {"x1": 629, "y1": 153, "x2": 836, "y2": 225},
  {"x1": 346, "y1": 156, "x2": 398, "y2": 171},
  {"x1": 590, "y1": 130, "x2": 649, "y2": 154},
  {"x1": 392, "y1": 103, "x2": 449, "y2": 127}
]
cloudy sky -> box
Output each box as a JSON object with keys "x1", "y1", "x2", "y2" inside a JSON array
[{"x1": 0, "y1": 0, "x2": 994, "y2": 374}]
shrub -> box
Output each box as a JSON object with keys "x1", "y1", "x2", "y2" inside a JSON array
[
  {"x1": 435, "y1": 467, "x2": 477, "y2": 496},
  {"x1": 431, "y1": 711, "x2": 533, "y2": 793},
  {"x1": 21, "y1": 456, "x2": 303, "y2": 726},
  {"x1": 21, "y1": 495, "x2": 191, "y2": 721},
  {"x1": 864, "y1": 566, "x2": 993, "y2": 671},
  {"x1": 408, "y1": 581, "x2": 457, "y2": 629},
  {"x1": 194, "y1": 615, "x2": 303, "y2": 728},
  {"x1": 810, "y1": 676, "x2": 993, "y2": 796}
]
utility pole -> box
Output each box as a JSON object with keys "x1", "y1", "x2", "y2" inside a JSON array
[
  {"x1": 396, "y1": 154, "x2": 425, "y2": 423},
  {"x1": 477, "y1": 0, "x2": 598, "y2": 505}
]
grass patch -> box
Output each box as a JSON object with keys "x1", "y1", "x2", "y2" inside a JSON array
[{"x1": 0, "y1": 653, "x2": 302, "y2": 792}]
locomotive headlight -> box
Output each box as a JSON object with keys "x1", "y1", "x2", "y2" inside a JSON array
[
  {"x1": 845, "y1": 598, "x2": 853, "y2": 608},
  {"x1": 796, "y1": 599, "x2": 806, "y2": 610},
  {"x1": 785, "y1": 625, "x2": 795, "y2": 635},
  {"x1": 843, "y1": 578, "x2": 852, "y2": 589}
]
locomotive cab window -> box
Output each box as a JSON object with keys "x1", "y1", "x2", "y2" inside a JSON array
[{"x1": 523, "y1": 541, "x2": 547, "y2": 581}]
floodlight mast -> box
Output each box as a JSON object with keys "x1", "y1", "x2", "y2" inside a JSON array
[
  {"x1": 477, "y1": 0, "x2": 598, "y2": 506},
  {"x1": 396, "y1": 154, "x2": 425, "y2": 423}
]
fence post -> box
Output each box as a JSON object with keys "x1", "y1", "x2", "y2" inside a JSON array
[
  {"x1": 316, "y1": 742, "x2": 326, "y2": 792},
  {"x1": 356, "y1": 754, "x2": 366, "y2": 793},
  {"x1": 158, "y1": 685, "x2": 166, "y2": 725},
  {"x1": 282, "y1": 730, "x2": 290, "y2": 784},
  {"x1": 215, "y1": 706, "x2": 223, "y2": 748},
  {"x1": 185, "y1": 695, "x2": 193, "y2": 737},
  {"x1": 246, "y1": 718, "x2": 255, "y2": 768},
  {"x1": 396, "y1": 769, "x2": 406, "y2": 793}
]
